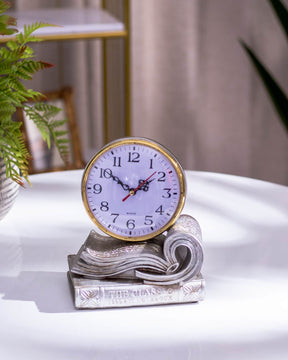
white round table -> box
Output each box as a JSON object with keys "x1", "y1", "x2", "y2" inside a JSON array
[{"x1": 1, "y1": 170, "x2": 288, "y2": 360}]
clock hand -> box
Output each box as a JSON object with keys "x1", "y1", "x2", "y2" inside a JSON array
[
  {"x1": 107, "y1": 171, "x2": 130, "y2": 191},
  {"x1": 122, "y1": 171, "x2": 156, "y2": 202},
  {"x1": 136, "y1": 177, "x2": 155, "y2": 192}
]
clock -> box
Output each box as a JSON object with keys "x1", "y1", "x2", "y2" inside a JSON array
[{"x1": 81, "y1": 137, "x2": 186, "y2": 241}]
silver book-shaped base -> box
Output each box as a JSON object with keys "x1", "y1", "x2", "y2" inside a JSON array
[
  {"x1": 68, "y1": 260, "x2": 205, "y2": 309},
  {"x1": 67, "y1": 215, "x2": 205, "y2": 309}
]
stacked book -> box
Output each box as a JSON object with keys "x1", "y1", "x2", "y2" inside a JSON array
[{"x1": 68, "y1": 215, "x2": 205, "y2": 308}]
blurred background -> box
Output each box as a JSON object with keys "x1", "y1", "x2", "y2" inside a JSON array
[{"x1": 12, "y1": 0, "x2": 288, "y2": 185}]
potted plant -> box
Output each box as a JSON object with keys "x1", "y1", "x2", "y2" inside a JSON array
[{"x1": 0, "y1": 0, "x2": 69, "y2": 220}]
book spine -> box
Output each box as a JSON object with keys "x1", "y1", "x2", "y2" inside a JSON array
[{"x1": 71, "y1": 274, "x2": 205, "y2": 309}]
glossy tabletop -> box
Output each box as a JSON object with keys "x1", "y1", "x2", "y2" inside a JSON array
[{"x1": 0, "y1": 170, "x2": 288, "y2": 359}]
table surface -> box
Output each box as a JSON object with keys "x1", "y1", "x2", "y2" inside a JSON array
[{"x1": 1, "y1": 170, "x2": 288, "y2": 360}]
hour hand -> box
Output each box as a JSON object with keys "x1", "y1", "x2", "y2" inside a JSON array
[{"x1": 110, "y1": 173, "x2": 130, "y2": 191}]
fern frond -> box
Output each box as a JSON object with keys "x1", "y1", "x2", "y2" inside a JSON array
[
  {"x1": 0, "y1": 11, "x2": 18, "y2": 36},
  {"x1": 5, "y1": 76, "x2": 26, "y2": 92},
  {"x1": 6, "y1": 39, "x2": 19, "y2": 51},
  {"x1": 0, "y1": 45, "x2": 27, "y2": 62},
  {"x1": 0, "y1": 119, "x2": 30, "y2": 184},
  {"x1": 0, "y1": 89, "x2": 24, "y2": 106},
  {"x1": 22, "y1": 103, "x2": 70, "y2": 164},
  {"x1": 0, "y1": 102, "x2": 16, "y2": 111},
  {"x1": 0, "y1": 1, "x2": 10, "y2": 14},
  {"x1": 0, "y1": 2, "x2": 69, "y2": 184},
  {"x1": 0, "y1": 62, "x2": 12, "y2": 75},
  {"x1": 20, "y1": 46, "x2": 34, "y2": 59},
  {"x1": 13, "y1": 67, "x2": 33, "y2": 81},
  {"x1": 9, "y1": 90, "x2": 29, "y2": 104},
  {"x1": 38, "y1": 60, "x2": 55, "y2": 70},
  {"x1": 21, "y1": 60, "x2": 41, "y2": 73},
  {"x1": 25, "y1": 89, "x2": 45, "y2": 101},
  {"x1": 53, "y1": 130, "x2": 69, "y2": 137},
  {"x1": 0, "y1": 14, "x2": 17, "y2": 27},
  {"x1": 0, "y1": 24, "x2": 18, "y2": 36},
  {"x1": 24, "y1": 22, "x2": 50, "y2": 38},
  {"x1": 0, "y1": 103, "x2": 16, "y2": 116},
  {"x1": 15, "y1": 22, "x2": 59, "y2": 44},
  {"x1": 33, "y1": 101, "x2": 61, "y2": 112},
  {"x1": 23, "y1": 107, "x2": 51, "y2": 147}
]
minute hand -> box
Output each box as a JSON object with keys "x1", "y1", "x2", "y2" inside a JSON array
[{"x1": 122, "y1": 171, "x2": 156, "y2": 202}]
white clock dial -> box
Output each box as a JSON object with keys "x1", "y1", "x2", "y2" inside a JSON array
[{"x1": 82, "y1": 138, "x2": 186, "y2": 241}]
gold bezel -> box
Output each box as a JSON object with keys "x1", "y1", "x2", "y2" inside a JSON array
[{"x1": 81, "y1": 137, "x2": 186, "y2": 241}]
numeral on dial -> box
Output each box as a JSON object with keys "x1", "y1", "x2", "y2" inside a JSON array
[
  {"x1": 93, "y1": 183, "x2": 102, "y2": 194},
  {"x1": 100, "y1": 201, "x2": 109, "y2": 211},
  {"x1": 111, "y1": 213, "x2": 119, "y2": 223},
  {"x1": 157, "y1": 171, "x2": 166, "y2": 182},
  {"x1": 82, "y1": 138, "x2": 185, "y2": 242},
  {"x1": 162, "y1": 188, "x2": 171, "y2": 198},
  {"x1": 128, "y1": 152, "x2": 140, "y2": 163},
  {"x1": 113, "y1": 157, "x2": 121, "y2": 167},
  {"x1": 155, "y1": 205, "x2": 164, "y2": 215},
  {"x1": 126, "y1": 219, "x2": 135, "y2": 229},
  {"x1": 144, "y1": 215, "x2": 153, "y2": 225},
  {"x1": 100, "y1": 168, "x2": 112, "y2": 178}
]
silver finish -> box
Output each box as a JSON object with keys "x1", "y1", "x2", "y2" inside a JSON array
[
  {"x1": 70, "y1": 215, "x2": 203, "y2": 286},
  {"x1": 68, "y1": 214, "x2": 204, "y2": 308},
  {"x1": 68, "y1": 264, "x2": 205, "y2": 309},
  {"x1": 137, "y1": 214, "x2": 203, "y2": 285}
]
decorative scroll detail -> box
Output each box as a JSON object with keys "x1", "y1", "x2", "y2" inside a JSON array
[
  {"x1": 137, "y1": 215, "x2": 203, "y2": 285},
  {"x1": 70, "y1": 215, "x2": 203, "y2": 286}
]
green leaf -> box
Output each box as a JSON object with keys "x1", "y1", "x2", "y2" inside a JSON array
[
  {"x1": 0, "y1": 62, "x2": 12, "y2": 75},
  {"x1": 14, "y1": 66, "x2": 33, "y2": 80},
  {"x1": 17, "y1": 22, "x2": 59, "y2": 44},
  {"x1": 0, "y1": 119, "x2": 30, "y2": 185},
  {"x1": 268, "y1": 0, "x2": 288, "y2": 40},
  {"x1": 0, "y1": 14, "x2": 17, "y2": 27},
  {"x1": 54, "y1": 130, "x2": 69, "y2": 137},
  {"x1": 0, "y1": 1, "x2": 69, "y2": 184},
  {"x1": 240, "y1": 40, "x2": 288, "y2": 134},
  {"x1": 25, "y1": 89, "x2": 45, "y2": 100},
  {"x1": 0, "y1": 13, "x2": 18, "y2": 35},
  {"x1": 22, "y1": 103, "x2": 69, "y2": 163},
  {"x1": 0, "y1": 27, "x2": 18, "y2": 36},
  {"x1": 6, "y1": 76, "x2": 27, "y2": 92},
  {"x1": 0, "y1": 1, "x2": 10, "y2": 14}
]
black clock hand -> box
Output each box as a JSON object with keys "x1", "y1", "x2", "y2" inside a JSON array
[
  {"x1": 136, "y1": 178, "x2": 155, "y2": 192},
  {"x1": 122, "y1": 171, "x2": 156, "y2": 202},
  {"x1": 109, "y1": 172, "x2": 130, "y2": 191}
]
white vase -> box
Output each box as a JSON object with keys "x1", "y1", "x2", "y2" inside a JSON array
[{"x1": 0, "y1": 158, "x2": 19, "y2": 220}]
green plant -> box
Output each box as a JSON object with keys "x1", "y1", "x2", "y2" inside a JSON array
[
  {"x1": 0, "y1": 0, "x2": 69, "y2": 186},
  {"x1": 240, "y1": 0, "x2": 288, "y2": 135}
]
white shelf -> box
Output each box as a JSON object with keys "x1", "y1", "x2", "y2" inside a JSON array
[{"x1": 4, "y1": 7, "x2": 126, "y2": 41}]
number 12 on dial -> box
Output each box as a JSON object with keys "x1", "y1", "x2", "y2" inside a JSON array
[{"x1": 81, "y1": 137, "x2": 186, "y2": 241}]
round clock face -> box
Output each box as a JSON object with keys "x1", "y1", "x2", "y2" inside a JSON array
[{"x1": 81, "y1": 138, "x2": 186, "y2": 241}]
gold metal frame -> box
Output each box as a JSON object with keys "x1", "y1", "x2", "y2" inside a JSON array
[
  {"x1": 17, "y1": 86, "x2": 85, "y2": 174},
  {"x1": 0, "y1": 31, "x2": 127, "y2": 43},
  {"x1": 81, "y1": 137, "x2": 186, "y2": 241}
]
